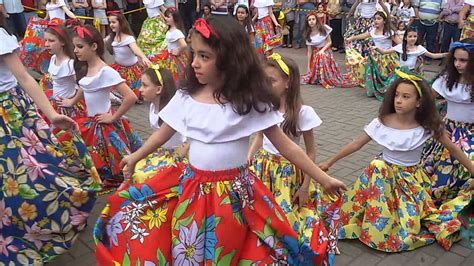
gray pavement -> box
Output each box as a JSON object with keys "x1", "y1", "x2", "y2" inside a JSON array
[{"x1": 49, "y1": 49, "x2": 473, "y2": 265}]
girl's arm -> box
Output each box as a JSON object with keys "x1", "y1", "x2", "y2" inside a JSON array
[
  {"x1": 346, "y1": 32, "x2": 370, "y2": 42},
  {"x1": 172, "y1": 38, "x2": 187, "y2": 55},
  {"x1": 129, "y1": 42, "x2": 152, "y2": 67},
  {"x1": 348, "y1": 0, "x2": 361, "y2": 17},
  {"x1": 59, "y1": 87, "x2": 84, "y2": 107},
  {"x1": 96, "y1": 82, "x2": 137, "y2": 123},
  {"x1": 317, "y1": 36, "x2": 332, "y2": 54},
  {"x1": 372, "y1": 46, "x2": 396, "y2": 54},
  {"x1": 437, "y1": 131, "x2": 474, "y2": 175},
  {"x1": 2, "y1": 52, "x2": 76, "y2": 129},
  {"x1": 459, "y1": 5, "x2": 470, "y2": 29},
  {"x1": 263, "y1": 125, "x2": 347, "y2": 196},
  {"x1": 319, "y1": 132, "x2": 372, "y2": 171},
  {"x1": 269, "y1": 6, "x2": 280, "y2": 27},
  {"x1": 424, "y1": 50, "x2": 449, "y2": 59},
  {"x1": 62, "y1": 5, "x2": 77, "y2": 19},
  {"x1": 72, "y1": 0, "x2": 80, "y2": 8},
  {"x1": 248, "y1": 132, "x2": 263, "y2": 161},
  {"x1": 307, "y1": 45, "x2": 312, "y2": 72},
  {"x1": 91, "y1": 0, "x2": 98, "y2": 8}
]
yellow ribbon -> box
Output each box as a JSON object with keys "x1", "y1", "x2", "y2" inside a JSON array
[
  {"x1": 268, "y1": 53, "x2": 290, "y2": 76},
  {"x1": 395, "y1": 69, "x2": 423, "y2": 97},
  {"x1": 150, "y1": 64, "x2": 164, "y2": 85}
]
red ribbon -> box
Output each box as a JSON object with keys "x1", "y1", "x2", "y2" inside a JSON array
[
  {"x1": 107, "y1": 10, "x2": 121, "y2": 16},
  {"x1": 74, "y1": 25, "x2": 94, "y2": 39},
  {"x1": 193, "y1": 18, "x2": 219, "y2": 39},
  {"x1": 48, "y1": 18, "x2": 65, "y2": 37},
  {"x1": 167, "y1": 7, "x2": 177, "y2": 12}
]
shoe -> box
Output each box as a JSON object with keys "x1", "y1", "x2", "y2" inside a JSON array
[
  {"x1": 288, "y1": 44, "x2": 293, "y2": 48},
  {"x1": 339, "y1": 49, "x2": 346, "y2": 54},
  {"x1": 282, "y1": 44, "x2": 287, "y2": 48},
  {"x1": 331, "y1": 47, "x2": 339, "y2": 52}
]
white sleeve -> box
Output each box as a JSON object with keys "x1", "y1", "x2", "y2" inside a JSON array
[
  {"x1": 416, "y1": 45, "x2": 427, "y2": 56},
  {"x1": 298, "y1": 105, "x2": 322, "y2": 132},
  {"x1": 324, "y1": 25, "x2": 333, "y2": 37},
  {"x1": 392, "y1": 43, "x2": 403, "y2": 53},
  {"x1": 159, "y1": 90, "x2": 187, "y2": 134},
  {"x1": 58, "y1": 0, "x2": 66, "y2": 6},
  {"x1": 409, "y1": 8, "x2": 415, "y2": 17},
  {"x1": 431, "y1": 75, "x2": 447, "y2": 97},
  {"x1": 363, "y1": 118, "x2": 380, "y2": 139},
  {"x1": 0, "y1": 28, "x2": 19, "y2": 55},
  {"x1": 168, "y1": 30, "x2": 185, "y2": 42}
]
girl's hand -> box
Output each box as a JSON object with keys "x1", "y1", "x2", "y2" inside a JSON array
[
  {"x1": 317, "y1": 50, "x2": 325, "y2": 55},
  {"x1": 171, "y1": 49, "x2": 180, "y2": 56},
  {"x1": 140, "y1": 56, "x2": 153, "y2": 68},
  {"x1": 57, "y1": 97, "x2": 75, "y2": 107},
  {"x1": 320, "y1": 177, "x2": 347, "y2": 198},
  {"x1": 50, "y1": 113, "x2": 78, "y2": 130},
  {"x1": 467, "y1": 179, "x2": 474, "y2": 192},
  {"x1": 120, "y1": 153, "x2": 139, "y2": 178},
  {"x1": 346, "y1": 36, "x2": 353, "y2": 43},
  {"x1": 292, "y1": 186, "x2": 309, "y2": 208},
  {"x1": 96, "y1": 112, "x2": 116, "y2": 124},
  {"x1": 319, "y1": 161, "x2": 331, "y2": 172}
]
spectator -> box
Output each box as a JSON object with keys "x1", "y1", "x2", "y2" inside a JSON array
[
  {"x1": 22, "y1": 0, "x2": 37, "y2": 24},
  {"x1": 0, "y1": 0, "x2": 26, "y2": 37},
  {"x1": 397, "y1": 0, "x2": 415, "y2": 25},
  {"x1": 328, "y1": 0, "x2": 343, "y2": 51},
  {"x1": 179, "y1": 0, "x2": 199, "y2": 34},
  {"x1": 72, "y1": 0, "x2": 89, "y2": 18},
  {"x1": 439, "y1": 0, "x2": 463, "y2": 52},
  {"x1": 282, "y1": 0, "x2": 296, "y2": 47},
  {"x1": 210, "y1": 0, "x2": 228, "y2": 15}
]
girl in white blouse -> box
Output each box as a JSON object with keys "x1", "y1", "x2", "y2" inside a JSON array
[
  {"x1": 45, "y1": 0, "x2": 77, "y2": 21},
  {"x1": 65, "y1": 25, "x2": 143, "y2": 190},
  {"x1": 137, "y1": 0, "x2": 169, "y2": 57},
  {"x1": 320, "y1": 71, "x2": 474, "y2": 252}
]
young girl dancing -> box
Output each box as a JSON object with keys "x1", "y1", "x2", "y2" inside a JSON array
[
  {"x1": 301, "y1": 12, "x2": 357, "y2": 89},
  {"x1": 346, "y1": 11, "x2": 400, "y2": 100},
  {"x1": 253, "y1": 0, "x2": 281, "y2": 59},
  {"x1": 131, "y1": 65, "x2": 187, "y2": 183},
  {"x1": 106, "y1": 11, "x2": 152, "y2": 98},
  {"x1": 422, "y1": 39, "x2": 474, "y2": 217},
  {"x1": 248, "y1": 53, "x2": 341, "y2": 265},
  {"x1": 66, "y1": 25, "x2": 143, "y2": 190},
  {"x1": 320, "y1": 70, "x2": 474, "y2": 252},
  {"x1": 94, "y1": 16, "x2": 346, "y2": 265},
  {"x1": 0, "y1": 14, "x2": 100, "y2": 263},
  {"x1": 137, "y1": 0, "x2": 169, "y2": 58}
]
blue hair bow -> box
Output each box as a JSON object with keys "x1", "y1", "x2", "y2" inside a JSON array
[{"x1": 449, "y1": 42, "x2": 474, "y2": 52}]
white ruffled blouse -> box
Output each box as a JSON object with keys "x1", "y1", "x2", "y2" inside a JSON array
[
  {"x1": 306, "y1": 25, "x2": 332, "y2": 48},
  {"x1": 149, "y1": 102, "x2": 185, "y2": 148},
  {"x1": 432, "y1": 75, "x2": 474, "y2": 123},
  {"x1": 0, "y1": 28, "x2": 19, "y2": 92},
  {"x1": 112, "y1": 35, "x2": 138, "y2": 67},
  {"x1": 48, "y1": 55, "x2": 77, "y2": 99}
]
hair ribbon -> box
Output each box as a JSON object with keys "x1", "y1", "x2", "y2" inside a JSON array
[
  {"x1": 150, "y1": 64, "x2": 164, "y2": 85},
  {"x1": 268, "y1": 53, "x2": 290, "y2": 76},
  {"x1": 449, "y1": 42, "x2": 474, "y2": 52},
  {"x1": 48, "y1": 18, "x2": 65, "y2": 37},
  {"x1": 74, "y1": 25, "x2": 94, "y2": 39},
  {"x1": 395, "y1": 69, "x2": 423, "y2": 97},
  {"x1": 193, "y1": 18, "x2": 219, "y2": 39},
  {"x1": 107, "y1": 10, "x2": 121, "y2": 16}
]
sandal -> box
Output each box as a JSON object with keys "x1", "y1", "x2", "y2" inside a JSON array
[
  {"x1": 288, "y1": 44, "x2": 293, "y2": 48},
  {"x1": 282, "y1": 44, "x2": 287, "y2": 48}
]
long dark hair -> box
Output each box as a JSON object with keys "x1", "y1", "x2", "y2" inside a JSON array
[
  {"x1": 235, "y1": 5, "x2": 253, "y2": 34},
  {"x1": 105, "y1": 13, "x2": 134, "y2": 55},
  {"x1": 379, "y1": 77, "x2": 442, "y2": 138},
  {"x1": 143, "y1": 67, "x2": 177, "y2": 125},
  {"x1": 402, "y1": 27, "x2": 417, "y2": 61},
  {"x1": 265, "y1": 56, "x2": 302, "y2": 137},
  {"x1": 374, "y1": 11, "x2": 393, "y2": 37},
  {"x1": 0, "y1": 12, "x2": 12, "y2": 35},
  {"x1": 45, "y1": 25, "x2": 75, "y2": 59},
  {"x1": 438, "y1": 38, "x2": 474, "y2": 102},
  {"x1": 71, "y1": 25, "x2": 105, "y2": 80},
  {"x1": 183, "y1": 16, "x2": 279, "y2": 115},
  {"x1": 304, "y1": 13, "x2": 327, "y2": 42},
  {"x1": 164, "y1": 8, "x2": 185, "y2": 34}
]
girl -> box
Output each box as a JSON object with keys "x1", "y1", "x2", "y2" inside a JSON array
[
  {"x1": 202, "y1": 4, "x2": 212, "y2": 19},
  {"x1": 132, "y1": 65, "x2": 187, "y2": 183},
  {"x1": 66, "y1": 25, "x2": 143, "y2": 190},
  {"x1": 253, "y1": 0, "x2": 281, "y2": 59},
  {"x1": 92, "y1": 0, "x2": 108, "y2": 37},
  {"x1": 396, "y1": 0, "x2": 414, "y2": 26},
  {"x1": 396, "y1": 21, "x2": 406, "y2": 40},
  {"x1": 301, "y1": 12, "x2": 357, "y2": 89},
  {"x1": 422, "y1": 39, "x2": 474, "y2": 215},
  {"x1": 248, "y1": 53, "x2": 341, "y2": 265},
  {"x1": 153, "y1": 8, "x2": 188, "y2": 84},
  {"x1": 346, "y1": 11, "x2": 400, "y2": 100},
  {"x1": 319, "y1": 70, "x2": 474, "y2": 252},
  {"x1": 316, "y1": 3, "x2": 327, "y2": 25},
  {"x1": 45, "y1": 0, "x2": 77, "y2": 21},
  {"x1": 107, "y1": 11, "x2": 152, "y2": 98},
  {"x1": 459, "y1": 0, "x2": 474, "y2": 39},
  {"x1": 137, "y1": 0, "x2": 169, "y2": 58},
  {"x1": 94, "y1": 16, "x2": 346, "y2": 265},
  {"x1": 235, "y1": 4, "x2": 256, "y2": 45},
  {"x1": 0, "y1": 13, "x2": 100, "y2": 263}
]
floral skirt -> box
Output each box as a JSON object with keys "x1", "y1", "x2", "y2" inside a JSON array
[
  {"x1": 20, "y1": 17, "x2": 51, "y2": 74},
  {"x1": 344, "y1": 17, "x2": 373, "y2": 86},
  {"x1": 94, "y1": 162, "x2": 325, "y2": 265},
  {"x1": 137, "y1": 16, "x2": 168, "y2": 58},
  {"x1": 255, "y1": 16, "x2": 282, "y2": 59},
  {"x1": 421, "y1": 118, "x2": 473, "y2": 207},
  {"x1": 77, "y1": 113, "x2": 143, "y2": 190},
  {"x1": 461, "y1": 14, "x2": 474, "y2": 40},
  {"x1": 150, "y1": 50, "x2": 189, "y2": 87},
  {"x1": 459, "y1": 200, "x2": 474, "y2": 249},
  {"x1": 301, "y1": 46, "x2": 357, "y2": 89},
  {"x1": 132, "y1": 147, "x2": 187, "y2": 184},
  {"x1": 364, "y1": 52, "x2": 400, "y2": 101},
  {"x1": 339, "y1": 159, "x2": 462, "y2": 252},
  {"x1": 110, "y1": 63, "x2": 143, "y2": 98},
  {"x1": 250, "y1": 149, "x2": 342, "y2": 265},
  {"x1": 0, "y1": 87, "x2": 100, "y2": 263}
]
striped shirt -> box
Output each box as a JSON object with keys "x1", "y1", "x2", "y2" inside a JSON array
[{"x1": 412, "y1": 0, "x2": 445, "y2": 24}]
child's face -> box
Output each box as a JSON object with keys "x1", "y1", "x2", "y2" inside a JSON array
[
  {"x1": 139, "y1": 73, "x2": 161, "y2": 102},
  {"x1": 307, "y1": 15, "x2": 317, "y2": 28},
  {"x1": 44, "y1": 31, "x2": 64, "y2": 55},
  {"x1": 317, "y1": 5, "x2": 324, "y2": 12},
  {"x1": 236, "y1": 8, "x2": 248, "y2": 22},
  {"x1": 165, "y1": 13, "x2": 174, "y2": 26},
  {"x1": 265, "y1": 66, "x2": 288, "y2": 97},
  {"x1": 108, "y1": 16, "x2": 119, "y2": 33},
  {"x1": 73, "y1": 36, "x2": 96, "y2": 61},
  {"x1": 398, "y1": 23, "x2": 405, "y2": 30},
  {"x1": 406, "y1": 31, "x2": 417, "y2": 45},
  {"x1": 394, "y1": 83, "x2": 420, "y2": 114},
  {"x1": 190, "y1": 33, "x2": 220, "y2": 86},
  {"x1": 203, "y1": 6, "x2": 211, "y2": 14},
  {"x1": 453, "y1": 48, "x2": 470, "y2": 75},
  {"x1": 374, "y1": 15, "x2": 384, "y2": 28}
]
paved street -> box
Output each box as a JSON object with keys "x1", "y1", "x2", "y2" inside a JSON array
[{"x1": 49, "y1": 49, "x2": 473, "y2": 265}]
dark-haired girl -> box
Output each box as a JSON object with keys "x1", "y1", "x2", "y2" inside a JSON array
[
  {"x1": 235, "y1": 4, "x2": 255, "y2": 45},
  {"x1": 95, "y1": 16, "x2": 346, "y2": 265},
  {"x1": 107, "y1": 12, "x2": 152, "y2": 98},
  {"x1": 320, "y1": 70, "x2": 474, "y2": 252},
  {"x1": 422, "y1": 39, "x2": 474, "y2": 226},
  {"x1": 137, "y1": 0, "x2": 169, "y2": 58},
  {"x1": 0, "y1": 13, "x2": 100, "y2": 263},
  {"x1": 301, "y1": 12, "x2": 357, "y2": 89},
  {"x1": 45, "y1": 0, "x2": 77, "y2": 21},
  {"x1": 248, "y1": 53, "x2": 341, "y2": 265},
  {"x1": 65, "y1": 25, "x2": 143, "y2": 190},
  {"x1": 253, "y1": 0, "x2": 281, "y2": 59},
  {"x1": 346, "y1": 11, "x2": 400, "y2": 100}
]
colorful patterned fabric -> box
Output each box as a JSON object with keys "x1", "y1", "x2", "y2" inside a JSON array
[
  {"x1": 461, "y1": 14, "x2": 474, "y2": 39},
  {"x1": 94, "y1": 162, "x2": 326, "y2": 265},
  {"x1": 110, "y1": 63, "x2": 143, "y2": 98},
  {"x1": 344, "y1": 17, "x2": 373, "y2": 86},
  {"x1": 364, "y1": 52, "x2": 400, "y2": 101},
  {"x1": 20, "y1": 17, "x2": 51, "y2": 74},
  {"x1": 137, "y1": 16, "x2": 168, "y2": 58},
  {"x1": 77, "y1": 112, "x2": 142, "y2": 190},
  {"x1": 255, "y1": 16, "x2": 282, "y2": 59},
  {"x1": 150, "y1": 50, "x2": 189, "y2": 87},
  {"x1": 459, "y1": 200, "x2": 474, "y2": 249},
  {"x1": 422, "y1": 119, "x2": 473, "y2": 206},
  {"x1": 250, "y1": 149, "x2": 342, "y2": 266},
  {"x1": 0, "y1": 87, "x2": 100, "y2": 263},
  {"x1": 339, "y1": 159, "x2": 462, "y2": 252},
  {"x1": 132, "y1": 147, "x2": 187, "y2": 184},
  {"x1": 301, "y1": 46, "x2": 357, "y2": 89}
]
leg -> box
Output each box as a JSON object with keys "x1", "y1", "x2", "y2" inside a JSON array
[
  {"x1": 441, "y1": 22, "x2": 453, "y2": 53},
  {"x1": 288, "y1": 20, "x2": 294, "y2": 47},
  {"x1": 425, "y1": 22, "x2": 439, "y2": 53}
]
